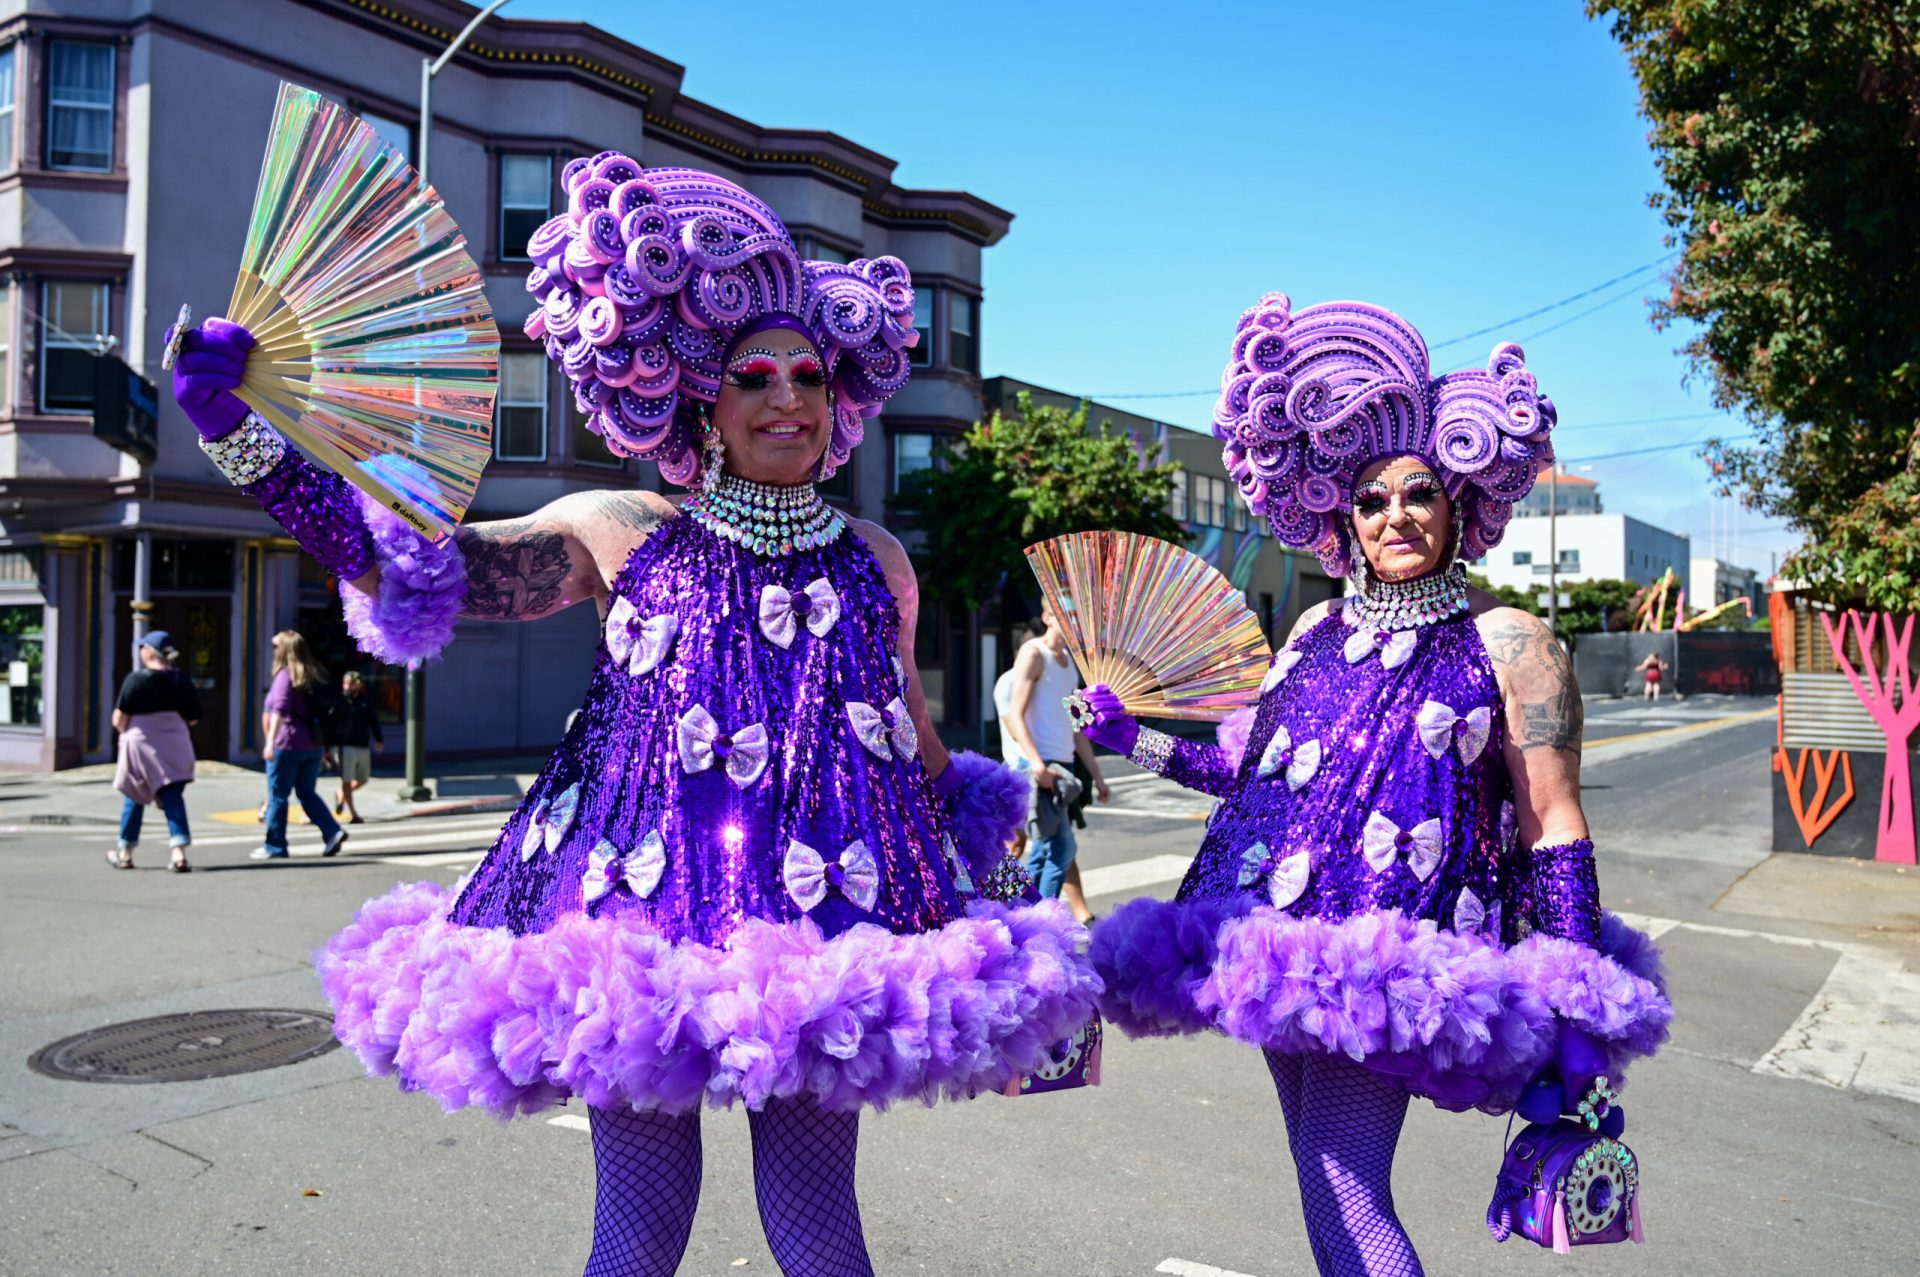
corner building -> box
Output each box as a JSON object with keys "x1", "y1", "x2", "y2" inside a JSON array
[{"x1": 0, "y1": 0, "x2": 1008, "y2": 769}]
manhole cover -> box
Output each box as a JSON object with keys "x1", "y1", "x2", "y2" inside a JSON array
[{"x1": 28, "y1": 1009, "x2": 340, "y2": 1084}]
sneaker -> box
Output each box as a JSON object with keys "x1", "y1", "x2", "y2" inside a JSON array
[
  {"x1": 249, "y1": 846, "x2": 290, "y2": 861},
  {"x1": 323, "y1": 828, "x2": 350, "y2": 857}
]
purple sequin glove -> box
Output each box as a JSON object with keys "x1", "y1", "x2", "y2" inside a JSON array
[
  {"x1": 1528, "y1": 838, "x2": 1602, "y2": 947},
  {"x1": 171, "y1": 318, "x2": 256, "y2": 442},
  {"x1": 1082, "y1": 684, "x2": 1139, "y2": 755}
]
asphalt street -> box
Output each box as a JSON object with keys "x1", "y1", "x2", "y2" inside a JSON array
[{"x1": 3, "y1": 695, "x2": 1917, "y2": 1276}]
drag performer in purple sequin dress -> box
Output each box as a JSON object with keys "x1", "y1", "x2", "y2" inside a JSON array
[
  {"x1": 171, "y1": 158, "x2": 1096, "y2": 1277},
  {"x1": 1081, "y1": 295, "x2": 1672, "y2": 1276}
]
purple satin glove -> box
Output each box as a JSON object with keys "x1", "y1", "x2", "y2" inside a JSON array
[
  {"x1": 171, "y1": 318, "x2": 256, "y2": 441},
  {"x1": 1081, "y1": 684, "x2": 1139, "y2": 755}
]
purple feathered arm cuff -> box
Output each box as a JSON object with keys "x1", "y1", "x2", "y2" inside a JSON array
[
  {"x1": 1130, "y1": 727, "x2": 1238, "y2": 797},
  {"x1": 936, "y1": 751, "x2": 1030, "y2": 882},
  {"x1": 242, "y1": 451, "x2": 376, "y2": 581},
  {"x1": 340, "y1": 489, "x2": 468, "y2": 669}
]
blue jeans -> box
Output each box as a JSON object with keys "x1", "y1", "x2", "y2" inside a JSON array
[
  {"x1": 264, "y1": 748, "x2": 342, "y2": 853},
  {"x1": 1016, "y1": 758, "x2": 1079, "y2": 898},
  {"x1": 120, "y1": 781, "x2": 191, "y2": 847}
]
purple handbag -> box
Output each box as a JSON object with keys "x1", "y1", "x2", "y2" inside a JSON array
[
  {"x1": 1487, "y1": 1118, "x2": 1645, "y2": 1253},
  {"x1": 1002, "y1": 1014, "x2": 1102, "y2": 1096}
]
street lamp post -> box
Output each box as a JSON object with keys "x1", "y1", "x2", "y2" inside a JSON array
[{"x1": 397, "y1": 0, "x2": 512, "y2": 804}]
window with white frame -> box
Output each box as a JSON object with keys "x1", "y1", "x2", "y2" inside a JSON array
[
  {"x1": 498, "y1": 154, "x2": 551, "y2": 261},
  {"x1": 39, "y1": 281, "x2": 109, "y2": 413},
  {"x1": 892, "y1": 431, "x2": 936, "y2": 494},
  {"x1": 46, "y1": 41, "x2": 113, "y2": 171},
  {"x1": 909, "y1": 290, "x2": 933, "y2": 367},
  {"x1": 0, "y1": 46, "x2": 17, "y2": 172},
  {"x1": 1513, "y1": 550, "x2": 1532, "y2": 565},
  {"x1": 947, "y1": 292, "x2": 978, "y2": 373},
  {"x1": 1170, "y1": 469, "x2": 1189, "y2": 521},
  {"x1": 493, "y1": 350, "x2": 548, "y2": 461},
  {"x1": 1186, "y1": 473, "x2": 1231, "y2": 527},
  {"x1": 362, "y1": 110, "x2": 413, "y2": 163}
]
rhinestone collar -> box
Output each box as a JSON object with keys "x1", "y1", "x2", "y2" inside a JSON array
[
  {"x1": 684, "y1": 472, "x2": 846, "y2": 557},
  {"x1": 1343, "y1": 563, "x2": 1470, "y2": 632}
]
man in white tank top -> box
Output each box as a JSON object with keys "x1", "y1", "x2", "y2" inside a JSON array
[{"x1": 1003, "y1": 604, "x2": 1110, "y2": 917}]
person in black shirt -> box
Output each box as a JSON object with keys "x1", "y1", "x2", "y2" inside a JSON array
[
  {"x1": 332, "y1": 671, "x2": 384, "y2": 824},
  {"x1": 110, "y1": 631, "x2": 201, "y2": 871}
]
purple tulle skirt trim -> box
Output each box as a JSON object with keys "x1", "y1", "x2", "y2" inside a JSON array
[
  {"x1": 340, "y1": 496, "x2": 467, "y2": 670},
  {"x1": 1090, "y1": 898, "x2": 1671, "y2": 1113},
  {"x1": 316, "y1": 881, "x2": 1101, "y2": 1117}
]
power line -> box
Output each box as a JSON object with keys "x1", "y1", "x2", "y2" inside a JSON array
[
  {"x1": 1428, "y1": 253, "x2": 1675, "y2": 351},
  {"x1": 1085, "y1": 254, "x2": 1679, "y2": 400},
  {"x1": 1568, "y1": 410, "x2": 1726, "y2": 431},
  {"x1": 1562, "y1": 432, "x2": 1756, "y2": 464}
]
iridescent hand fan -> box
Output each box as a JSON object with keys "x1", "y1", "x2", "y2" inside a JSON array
[
  {"x1": 1024, "y1": 531, "x2": 1273, "y2": 721},
  {"x1": 196, "y1": 82, "x2": 498, "y2": 540}
]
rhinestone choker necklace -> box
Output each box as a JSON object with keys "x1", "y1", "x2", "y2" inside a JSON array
[
  {"x1": 685, "y1": 473, "x2": 846, "y2": 557},
  {"x1": 1343, "y1": 563, "x2": 1470, "y2": 631}
]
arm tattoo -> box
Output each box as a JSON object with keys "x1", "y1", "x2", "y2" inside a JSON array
[
  {"x1": 1487, "y1": 619, "x2": 1583, "y2": 754},
  {"x1": 456, "y1": 519, "x2": 571, "y2": 620},
  {"x1": 588, "y1": 491, "x2": 664, "y2": 535}
]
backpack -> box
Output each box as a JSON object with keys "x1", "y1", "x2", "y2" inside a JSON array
[{"x1": 307, "y1": 682, "x2": 354, "y2": 748}]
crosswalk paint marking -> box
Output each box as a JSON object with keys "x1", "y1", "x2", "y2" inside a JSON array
[
  {"x1": 547, "y1": 1114, "x2": 590, "y2": 1132},
  {"x1": 1157, "y1": 1259, "x2": 1258, "y2": 1277},
  {"x1": 1081, "y1": 854, "x2": 1193, "y2": 898},
  {"x1": 1087, "y1": 805, "x2": 1209, "y2": 821},
  {"x1": 1756, "y1": 944, "x2": 1920, "y2": 1105}
]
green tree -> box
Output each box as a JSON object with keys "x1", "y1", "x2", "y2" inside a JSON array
[
  {"x1": 1591, "y1": 1, "x2": 1920, "y2": 605},
  {"x1": 1561, "y1": 578, "x2": 1644, "y2": 638},
  {"x1": 1467, "y1": 571, "x2": 1539, "y2": 614},
  {"x1": 891, "y1": 391, "x2": 1187, "y2": 613}
]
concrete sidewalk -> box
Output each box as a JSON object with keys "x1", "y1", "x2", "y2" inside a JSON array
[{"x1": 0, "y1": 754, "x2": 550, "y2": 832}]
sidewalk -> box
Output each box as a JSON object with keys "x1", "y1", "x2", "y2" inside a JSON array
[{"x1": 0, "y1": 754, "x2": 549, "y2": 831}]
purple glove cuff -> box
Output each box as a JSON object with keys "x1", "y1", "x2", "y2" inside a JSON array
[
  {"x1": 1527, "y1": 839, "x2": 1602, "y2": 947},
  {"x1": 243, "y1": 451, "x2": 377, "y2": 581}
]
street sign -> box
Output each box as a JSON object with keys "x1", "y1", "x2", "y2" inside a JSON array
[{"x1": 90, "y1": 353, "x2": 158, "y2": 465}]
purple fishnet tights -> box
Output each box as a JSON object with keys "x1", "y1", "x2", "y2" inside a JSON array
[
  {"x1": 1264, "y1": 1051, "x2": 1426, "y2": 1277},
  {"x1": 583, "y1": 1099, "x2": 870, "y2": 1277},
  {"x1": 748, "y1": 1098, "x2": 873, "y2": 1277},
  {"x1": 585, "y1": 1105, "x2": 703, "y2": 1276}
]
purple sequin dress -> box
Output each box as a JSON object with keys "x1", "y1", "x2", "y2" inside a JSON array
[
  {"x1": 1090, "y1": 602, "x2": 1672, "y2": 1113},
  {"x1": 318, "y1": 515, "x2": 1098, "y2": 1118}
]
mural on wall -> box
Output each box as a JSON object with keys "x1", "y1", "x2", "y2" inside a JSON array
[
  {"x1": 1820, "y1": 610, "x2": 1920, "y2": 865},
  {"x1": 1773, "y1": 697, "x2": 1856, "y2": 849}
]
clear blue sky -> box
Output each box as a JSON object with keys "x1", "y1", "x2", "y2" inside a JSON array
[{"x1": 509, "y1": 0, "x2": 1793, "y2": 576}]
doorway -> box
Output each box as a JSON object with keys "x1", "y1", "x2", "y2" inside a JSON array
[{"x1": 113, "y1": 596, "x2": 232, "y2": 760}]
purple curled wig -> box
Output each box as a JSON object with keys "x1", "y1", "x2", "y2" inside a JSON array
[
  {"x1": 522, "y1": 154, "x2": 916, "y2": 483},
  {"x1": 1213, "y1": 293, "x2": 1557, "y2": 576}
]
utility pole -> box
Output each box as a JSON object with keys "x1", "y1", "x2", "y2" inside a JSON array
[
  {"x1": 1547, "y1": 464, "x2": 1560, "y2": 636},
  {"x1": 397, "y1": 0, "x2": 512, "y2": 803}
]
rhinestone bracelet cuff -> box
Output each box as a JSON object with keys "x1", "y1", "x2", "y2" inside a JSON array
[
  {"x1": 1129, "y1": 726, "x2": 1176, "y2": 774},
  {"x1": 199, "y1": 413, "x2": 287, "y2": 488}
]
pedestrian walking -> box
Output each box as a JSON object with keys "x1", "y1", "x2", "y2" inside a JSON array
[
  {"x1": 1001, "y1": 613, "x2": 1109, "y2": 923},
  {"x1": 173, "y1": 158, "x2": 1095, "y2": 1276},
  {"x1": 1083, "y1": 294, "x2": 1671, "y2": 1274},
  {"x1": 253, "y1": 630, "x2": 348, "y2": 861},
  {"x1": 1636, "y1": 651, "x2": 1670, "y2": 701},
  {"x1": 331, "y1": 671, "x2": 383, "y2": 824},
  {"x1": 109, "y1": 631, "x2": 200, "y2": 872}
]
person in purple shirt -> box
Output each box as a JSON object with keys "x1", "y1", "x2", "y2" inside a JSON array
[{"x1": 254, "y1": 629, "x2": 348, "y2": 861}]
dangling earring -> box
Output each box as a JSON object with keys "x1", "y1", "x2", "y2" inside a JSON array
[
  {"x1": 812, "y1": 391, "x2": 838, "y2": 483},
  {"x1": 1347, "y1": 528, "x2": 1374, "y2": 595},
  {"x1": 697, "y1": 405, "x2": 724, "y2": 497}
]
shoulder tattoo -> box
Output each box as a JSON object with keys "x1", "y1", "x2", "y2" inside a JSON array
[{"x1": 1485, "y1": 618, "x2": 1583, "y2": 755}]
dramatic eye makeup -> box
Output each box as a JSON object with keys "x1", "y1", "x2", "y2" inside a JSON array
[
  {"x1": 723, "y1": 350, "x2": 779, "y2": 388},
  {"x1": 1353, "y1": 481, "x2": 1390, "y2": 516},
  {"x1": 788, "y1": 349, "x2": 827, "y2": 388},
  {"x1": 1401, "y1": 472, "x2": 1443, "y2": 504}
]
